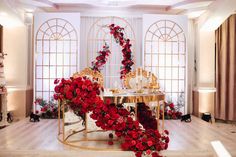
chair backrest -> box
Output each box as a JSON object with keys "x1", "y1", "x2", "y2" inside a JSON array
[
  {"x1": 72, "y1": 68, "x2": 104, "y2": 87},
  {"x1": 124, "y1": 68, "x2": 159, "y2": 89}
]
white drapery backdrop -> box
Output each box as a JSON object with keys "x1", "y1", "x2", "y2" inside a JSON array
[
  {"x1": 79, "y1": 16, "x2": 195, "y2": 113},
  {"x1": 80, "y1": 16, "x2": 142, "y2": 88}
]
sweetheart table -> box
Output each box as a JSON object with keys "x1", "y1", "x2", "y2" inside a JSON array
[{"x1": 102, "y1": 90, "x2": 165, "y2": 131}]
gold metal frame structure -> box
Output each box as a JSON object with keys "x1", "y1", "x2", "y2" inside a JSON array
[
  {"x1": 144, "y1": 20, "x2": 186, "y2": 107},
  {"x1": 58, "y1": 69, "x2": 122, "y2": 150},
  {"x1": 57, "y1": 100, "x2": 121, "y2": 151},
  {"x1": 35, "y1": 18, "x2": 78, "y2": 100},
  {"x1": 87, "y1": 16, "x2": 136, "y2": 88}
]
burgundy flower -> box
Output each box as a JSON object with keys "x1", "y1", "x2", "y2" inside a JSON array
[
  {"x1": 164, "y1": 130, "x2": 169, "y2": 135},
  {"x1": 169, "y1": 103, "x2": 174, "y2": 109},
  {"x1": 151, "y1": 152, "x2": 160, "y2": 157},
  {"x1": 54, "y1": 79, "x2": 59, "y2": 84},
  {"x1": 135, "y1": 152, "x2": 142, "y2": 157}
]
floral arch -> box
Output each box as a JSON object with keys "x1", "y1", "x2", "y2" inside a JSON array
[{"x1": 87, "y1": 16, "x2": 136, "y2": 87}]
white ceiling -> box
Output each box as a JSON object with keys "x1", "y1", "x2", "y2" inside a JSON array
[
  {"x1": 49, "y1": 0, "x2": 185, "y2": 6},
  {"x1": 4, "y1": 0, "x2": 216, "y2": 19}
]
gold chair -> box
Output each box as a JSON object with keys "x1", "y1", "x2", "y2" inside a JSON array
[
  {"x1": 124, "y1": 68, "x2": 162, "y2": 125},
  {"x1": 124, "y1": 68, "x2": 159, "y2": 90},
  {"x1": 72, "y1": 67, "x2": 104, "y2": 87}
]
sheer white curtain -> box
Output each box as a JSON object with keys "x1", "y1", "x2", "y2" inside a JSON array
[{"x1": 80, "y1": 16, "x2": 142, "y2": 88}]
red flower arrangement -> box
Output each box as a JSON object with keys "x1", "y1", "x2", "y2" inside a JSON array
[
  {"x1": 91, "y1": 24, "x2": 134, "y2": 79},
  {"x1": 34, "y1": 98, "x2": 59, "y2": 119},
  {"x1": 160, "y1": 102, "x2": 182, "y2": 120},
  {"x1": 54, "y1": 77, "x2": 169, "y2": 157},
  {"x1": 54, "y1": 77, "x2": 101, "y2": 120}
]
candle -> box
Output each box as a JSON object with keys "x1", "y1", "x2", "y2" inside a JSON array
[
  {"x1": 140, "y1": 69, "x2": 142, "y2": 81},
  {"x1": 147, "y1": 71, "x2": 149, "y2": 78}
]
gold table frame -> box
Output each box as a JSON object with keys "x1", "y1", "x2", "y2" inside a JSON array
[
  {"x1": 102, "y1": 91, "x2": 165, "y2": 131},
  {"x1": 57, "y1": 91, "x2": 165, "y2": 150}
]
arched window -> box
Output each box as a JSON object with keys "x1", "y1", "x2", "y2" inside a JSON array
[
  {"x1": 35, "y1": 18, "x2": 78, "y2": 100},
  {"x1": 87, "y1": 16, "x2": 135, "y2": 88},
  {"x1": 144, "y1": 20, "x2": 186, "y2": 107}
]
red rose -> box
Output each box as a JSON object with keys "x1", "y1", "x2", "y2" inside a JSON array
[
  {"x1": 108, "y1": 141, "x2": 113, "y2": 145},
  {"x1": 66, "y1": 92, "x2": 73, "y2": 99},
  {"x1": 105, "y1": 114, "x2": 110, "y2": 119},
  {"x1": 136, "y1": 142, "x2": 143, "y2": 150},
  {"x1": 131, "y1": 140, "x2": 136, "y2": 146},
  {"x1": 54, "y1": 79, "x2": 59, "y2": 84},
  {"x1": 117, "y1": 116, "x2": 124, "y2": 123},
  {"x1": 151, "y1": 152, "x2": 159, "y2": 157},
  {"x1": 131, "y1": 131, "x2": 138, "y2": 139},
  {"x1": 90, "y1": 114, "x2": 97, "y2": 119},
  {"x1": 121, "y1": 142, "x2": 129, "y2": 150},
  {"x1": 115, "y1": 131, "x2": 122, "y2": 137},
  {"x1": 95, "y1": 121, "x2": 102, "y2": 127},
  {"x1": 146, "y1": 149, "x2": 151, "y2": 155},
  {"x1": 165, "y1": 143, "x2": 168, "y2": 149},
  {"x1": 53, "y1": 94, "x2": 58, "y2": 100},
  {"x1": 169, "y1": 103, "x2": 174, "y2": 109},
  {"x1": 164, "y1": 130, "x2": 169, "y2": 135},
  {"x1": 106, "y1": 99, "x2": 111, "y2": 105},
  {"x1": 82, "y1": 85, "x2": 87, "y2": 90},
  {"x1": 165, "y1": 136, "x2": 170, "y2": 143},
  {"x1": 135, "y1": 152, "x2": 142, "y2": 157},
  {"x1": 108, "y1": 120, "x2": 114, "y2": 125},
  {"x1": 54, "y1": 86, "x2": 60, "y2": 93},
  {"x1": 87, "y1": 85, "x2": 93, "y2": 91}
]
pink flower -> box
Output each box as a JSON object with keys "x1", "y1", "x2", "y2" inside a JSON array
[
  {"x1": 146, "y1": 149, "x2": 151, "y2": 155},
  {"x1": 147, "y1": 140, "x2": 153, "y2": 147}
]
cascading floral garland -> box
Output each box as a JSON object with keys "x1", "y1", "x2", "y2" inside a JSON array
[
  {"x1": 137, "y1": 103, "x2": 158, "y2": 130},
  {"x1": 91, "y1": 43, "x2": 111, "y2": 72},
  {"x1": 91, "y1": 24, "x2": 134, "y2": 79},
  {"x1": 54, "y1": 77, "x2": 169, "y2": 157}
]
